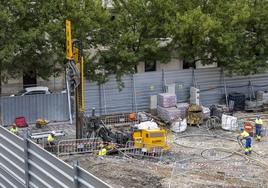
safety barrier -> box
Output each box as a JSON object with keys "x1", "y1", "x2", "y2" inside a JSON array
[
  {"x1": 0, "y1": 126, "x2": 112, "y2": 188},
  {"x1": 100, "y1": 113, "x2": 137, "y2": 127},
  {"x1": 57, "y1": 138, "x2": 102, "y2": 156},
  {"x1": 124, "y1": 141, "x2": 164, "y2": 160}
]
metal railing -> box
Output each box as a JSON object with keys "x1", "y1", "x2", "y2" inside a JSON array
[
  {"x1": 124, "y1": 141, "x2": 164, "y2": 160},
  {"x1": 0, "y1": 126, "x2": 112, "y2": 188},
  {"x1": 57, "y1": 137, "x2": 102, "y2": 156},
  {"x1": 100, "y1": 113, "x2": 137, "y2": 127}
]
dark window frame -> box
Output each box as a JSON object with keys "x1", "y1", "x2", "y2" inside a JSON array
[{"x1": 145, "y1": 60, "x2": 157, "y2": 72}]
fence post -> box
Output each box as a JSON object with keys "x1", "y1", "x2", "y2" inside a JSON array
[
  {"x1": 98, "y1": 85, "x2": 102, "y2": 116},
  {"x1": 131, "y1": 74, "x2": 134, "y2": 112},
  {"x1": 162, "y1": 69, "x2": 165, "y2": 92},
  {"x1": 23, "y1": 131, "x2": 29, "y2": 188},
  {"x1": 73, "y1": 160, "x2": 80, "y2": 188}
]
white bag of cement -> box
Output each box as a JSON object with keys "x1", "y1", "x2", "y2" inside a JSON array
[
  {"x1": 202, "y1": 106, "x2": 210, "y2": 120},
  {"x1": 157, "y1": 93, "x2": 177, "y2": 108},
  {"x1": 221, "y1": 114, "x2": 237, "y2": 131},
  {"x1": 137, "y1": 121, "x2": 159, "y2": 130},
  {"x1": 171, "y1": 119, "x2": 187, "y2": 133}
]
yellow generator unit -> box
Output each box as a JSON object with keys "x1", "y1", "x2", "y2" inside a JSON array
[{"x1": 132, "y1": 129, "x2": 170, "y2": 151}]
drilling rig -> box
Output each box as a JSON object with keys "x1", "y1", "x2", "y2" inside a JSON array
[{"x1": 65, "y1": 20, "x2": 84, "y2": 139}]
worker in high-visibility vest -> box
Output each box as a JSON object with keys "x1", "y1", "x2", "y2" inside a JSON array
[
  {"x1": 98, "y1": 144, "x2": 107, "y2": 157},
  {"x1": 47, "y1": 131, "x2": 55, "y2": 146},
  {"x1": 240, "y1": 128, "x2": 252, "y2": 155},
  {"x1": 255, "y1": 115, "x2": 263, "y2": 141},
  {"x1": 10, "y1": 124, "x2": 18, "y2": 135}
]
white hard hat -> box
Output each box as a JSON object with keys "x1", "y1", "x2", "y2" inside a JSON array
[{"x1": 51, "y1": 131, "x2": 56, "y2": 135}]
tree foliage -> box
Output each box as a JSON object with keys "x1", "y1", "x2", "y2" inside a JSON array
[
  {"x1": 171, "y1": 0, "x2": 268, "y2": 75},
  {"x1": 1, "y1": 0, "x2": 268, "y2": 89}
]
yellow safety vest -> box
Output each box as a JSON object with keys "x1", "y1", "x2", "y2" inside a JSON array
[
  {"x1": 255, "y1": 119, "x2": 263, "y2": 125},
  {"x1": 98, "y1": 148, "x2": 107, "y2": 156},
  {"x1": 10, "y1": 127, "x2": 18, "y2": 134},
  {"x1": 241, "y1": 130, "x2": 249, "y2": 138},
  {"x1": 47, "y1": 134, "x2": 55, "y2": 143}
]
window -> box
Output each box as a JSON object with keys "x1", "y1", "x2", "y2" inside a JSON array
[
  {"x1": 145, "y1": 60, "x2": 156, "y2": 72},
  {"x1": 25, "y1": 91, "x2": 46, "y2": 95},
  {"x1": 23, "y1": 71, "x2": 37, "y2": 88},
  {"x1": 183, "y1": 60, "x2": 195, "y2": 69},
  {"x1": 149, "y1": 132, "x2": 164, "y2": 138},
  {"x1": 15, "y1": 89, "x2": 27, "y2": 96}
]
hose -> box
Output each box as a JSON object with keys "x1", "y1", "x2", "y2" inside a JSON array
[
  {"x1": 200, "y1": 148, "x2": 234, "y2": 161},
  {"x1": 174, "y1": 134, "x2": 268, "y2": 171}
]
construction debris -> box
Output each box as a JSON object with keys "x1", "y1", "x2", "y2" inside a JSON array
[{"x1": 61, "y1": 120, "x2": 268, "y2": 188}]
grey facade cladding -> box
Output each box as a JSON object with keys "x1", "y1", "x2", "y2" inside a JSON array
[{"x1": 84, "y1": 68, "x2": 268, "y2": 116}]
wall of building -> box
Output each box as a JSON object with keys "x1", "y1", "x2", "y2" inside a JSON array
[
  {"x1": 196, "y1": 62, "x2": 218, "y2": 69},
  {"x1": 156, "y1": 58, "x2": 183, "y2": 71},
  {"x1": 1, "y1": 73, "x2": 65, "y2": 96},
  {"x1": 135, "y1": 58, "x2": 217, "y2": 73},
  {"x1": 136, "y1": 58, "x2": 183, "y2": 73}
]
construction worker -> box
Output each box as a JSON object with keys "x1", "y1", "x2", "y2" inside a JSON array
[
  {"x1": 240, "y1": 128, "x2": 252, "y2": 155},
  {"x1": 255, "y1": 115, "x2": 263, "y2": 141},
  {"x1": 98, "y1": 144, "x2": 107, "y2": 157},
  {"x1": 47, "y1": 131, "x2": 56, "y2": 146},
  {"x1": 10, "y1": 123, "x2": 18, "y2": 135}
]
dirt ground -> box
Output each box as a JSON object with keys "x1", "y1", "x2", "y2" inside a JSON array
[
  {"x1": 59, "y1": 112, "x2": 268, "y2": 188},
  {"x1": 21, "y1": 112, "x2": 268, "y2": 188}
]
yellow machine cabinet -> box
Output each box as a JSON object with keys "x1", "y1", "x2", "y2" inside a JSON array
[{"x1": 132, "y1": 129, "x2": 169, "y2": 151}]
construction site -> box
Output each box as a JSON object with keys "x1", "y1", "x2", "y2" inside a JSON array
[
  {"x1": 1, "y1": 2, "x2": 268, "y2": 187},
  {"x1": 20, "y1": 107, "x2": 268, "y2": 188}
]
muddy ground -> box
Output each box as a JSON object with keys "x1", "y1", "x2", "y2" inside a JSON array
[
  {"x1": 22, "y1": 112, "x2": 268, "y2": 188},
  {"x1": 59, "y1": 112, "x2": 268, "y2": 188}
]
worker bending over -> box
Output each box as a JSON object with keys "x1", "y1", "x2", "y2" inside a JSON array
[
  {"x1": 47, "y1": 131, "x2": 56, "y2": 146},
  {"x1": 10, "y1": 123, "x2": 18, "y2": 135},
  {"x1": 98, "y1": 144, "x2": 107, "y2": 157},
  {"x1": 240, "y1": 128, "x2": 252, "y2": 155},
  {"x1": 255, "y1": 115, "x2": 263, "y2": 141}
]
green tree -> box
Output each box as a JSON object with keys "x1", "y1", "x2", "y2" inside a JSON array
[
  {"x1": 88, "y1": 0, "x2": 176, "y2": 87},
  {"x1": 2, "y1": 0, "x2": 268, "y2": 92},
  {"x1": 171, "y1": 0, "x2": 268, "y2": 75},
  {"x1": 0, "y1": 0, "x2": 108, "y2": 91},
  {"x1": 0, "y1": 0, "x2": 19, "y2": 94}
]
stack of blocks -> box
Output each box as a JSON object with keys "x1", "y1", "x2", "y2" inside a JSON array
[{"x1": 157, "y1": 93, "x2": 180, "y2": 122}]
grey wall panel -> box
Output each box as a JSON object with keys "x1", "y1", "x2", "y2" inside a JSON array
[
  {"x1": 134, "y1": 72, "x2": 163, "y2": 113},
  {"x1": 78, "y1": 167, "x2": 111, "y2": 188},
  {"x1": 0, "y1": 93, "x2": 69, "y2": 125},
  {"x1": 164, "y1": 69, "x2": 192, "y2": 102},
  {"x1": 28, "y1": 152, "x2": 73, "y2": 188},
  {"x1": 84, "y1": 68, "x2": 268, "y2": 117},
  {"x1": 0, "y1": 126, "x2": 112, "y2": 188},
  {"x1": 84, "y1": 82, "x2": 101, "y2": 116},
  {"x1": 28, "y1": 142, "x2": 74, "y2": 176},
  {"x1": 0, "y1": 167, "x2": 25, "y2": 188}
]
